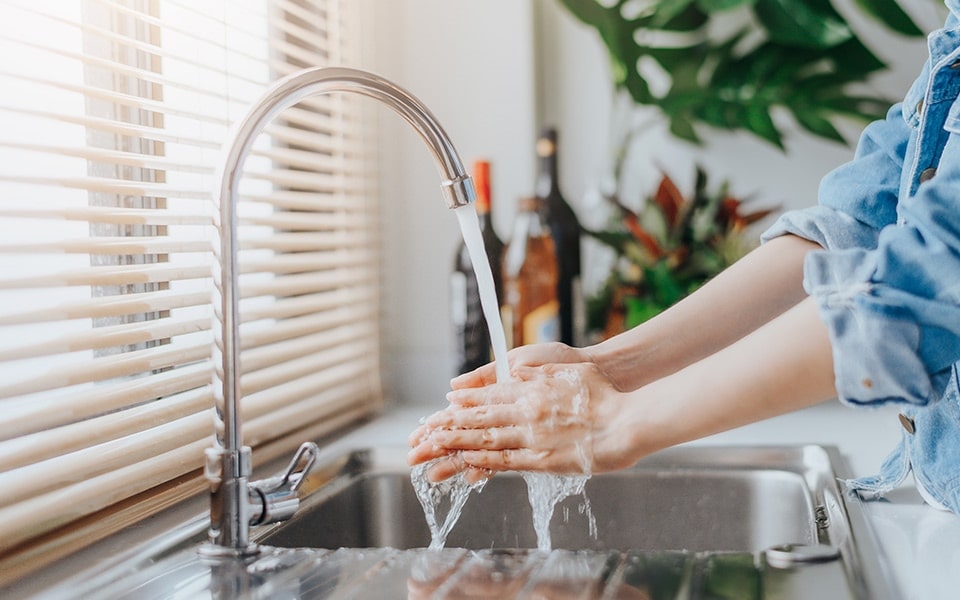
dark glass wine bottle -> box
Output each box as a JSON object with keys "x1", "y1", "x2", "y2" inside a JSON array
[
  {"x1": 535, "y1": 127, "x2": 583, "y2": 346},
  {"x1": 451, "y1": 160, "x2": 504, "y2": 375}
]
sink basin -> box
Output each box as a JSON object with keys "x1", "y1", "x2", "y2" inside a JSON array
[
  {"x1": 258, "y1": 446, "x2": 828, "y2": 552},
  {"x1": 256, "y1": 445, "x2": 844, "y2": 553},
  {"x1": 246, "y1": 444, "x2": 895, "y2": 599}
]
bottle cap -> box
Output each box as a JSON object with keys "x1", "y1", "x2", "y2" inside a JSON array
[
  {"x1": 472, "y1": 160, "x2": 491, "y2": 212},
  {"x1": 536, "y1": 127, "x2": 557, "y2": 157}
]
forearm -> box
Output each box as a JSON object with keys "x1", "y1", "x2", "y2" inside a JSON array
[
  {"x1": 617, "y1": 296, "x2": 836, "y2": 460},
  {"x1": 586, "y1": 234, "x2": 822, "y2": 391}
]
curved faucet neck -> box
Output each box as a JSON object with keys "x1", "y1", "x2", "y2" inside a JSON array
[{"x1": 207, "y1": 66, "x2": 475, "y2": 554}]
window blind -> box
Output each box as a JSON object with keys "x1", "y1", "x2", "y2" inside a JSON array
[{"x1": 0, "y1": 0, "x2": 381, "y2": 576}]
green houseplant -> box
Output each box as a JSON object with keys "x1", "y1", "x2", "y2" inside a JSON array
[
  {"x1": 555, "y1": 0, "x2": 929, "y2": 336},
  {"x1": 556, "y1": 0, "x2": 926, "y2": 148},
  {"x1": 586, "y1": 166, "x2": 776, "y2": 336}
]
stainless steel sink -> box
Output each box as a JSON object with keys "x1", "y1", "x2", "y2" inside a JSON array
[
  {"x1": 41, "y1": 444, "x2": 896, "y2": 599},
  {"x1": 258, "y1": 446, "x2": 824, "y2": 552},
  {"x1": 246, "y1": 444, "x2": 895, "y2": 599}
]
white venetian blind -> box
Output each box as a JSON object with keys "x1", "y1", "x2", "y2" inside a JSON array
[{"x1": 0, "y1": 0, "x2": 381, "y2": 570}]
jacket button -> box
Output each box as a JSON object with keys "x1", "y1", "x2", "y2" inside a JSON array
[
  {"x1": 899, "y1": 413, "x2": 916, "y2": 434},
  {"x1": 920, "y1": 167, "x2": 937, "y2": 183}
]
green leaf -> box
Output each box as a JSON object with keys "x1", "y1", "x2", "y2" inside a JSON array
[
  {"x1": 583, "y1": 228, "x2": 633, "y2": 253},
  {"x1": 753, "y1": 0, "x2": 853, "y2": 49},
  {"x1": 553, "y1": 0, "x2": 921, "y2": 148},
  {"x1": 852, "y1": 0, "x2": 923, "y2": 37},
  {"x1": 696, "y1": 0, "x2": 756, "y2": 11},
  {"x1": 790, "y1": 107, "x2": 846, "y2": 144},
  {"x1": 643, "y1": 261, "x2": 684, "y2": 306},
  {"x1": 668, "y1": 115, "x2": 701, "y2": 144},
  {"x1": 624, "y1": 297, "x2": 664, "y2": 329},
  {"x1": 651, "y1": 0, "x2": 698, "y2": 28},
  {"x1": 740, "y1": 104, "x2": 784, "y2": 149}
]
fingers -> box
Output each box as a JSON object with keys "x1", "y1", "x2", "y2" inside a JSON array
[
  {"x1": 429, "y1": 402, "x2": 525, "y2": 428},
  {"x1": 412, "y1": 452, "x2": 493, "y2": 484},
  {"x1": 431, "y1": 425, "x2": 529, "y2": 450},
  {"x1": 449, "y1": 343, "x2": 580, "y2": 390},
  {"x1": 459, "y1": 449, "x2": 564, "y2": 473},
  {"x1": 450, "y1": 362, "x2": 498, "y2": 390},
  {"x1": 407, "y1": 425, "x2": 528, "y2": 466}
]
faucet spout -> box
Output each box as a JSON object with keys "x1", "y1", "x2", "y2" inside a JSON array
[{"x1": 205, "y1": 67, "x2": 475, "y2": 556}]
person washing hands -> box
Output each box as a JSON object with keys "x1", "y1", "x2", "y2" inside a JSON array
[{"x1": 410, "y1": 0, "x2": 960, "y2": 514}]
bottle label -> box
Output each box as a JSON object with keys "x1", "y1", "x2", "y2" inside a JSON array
[{"x1": 523, "y1": 300, "x2": 560, "y2": 344}]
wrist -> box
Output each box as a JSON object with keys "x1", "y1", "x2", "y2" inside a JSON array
[
  {"x1": 591, "y1": 386, "x2": 665, "y2": 472},
  {"x1": 585, "y1": 325, "x2": 662, "y2": 391}
]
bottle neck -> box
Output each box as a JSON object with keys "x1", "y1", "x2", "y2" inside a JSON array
[{"x1": 476, "y1": 206, "x2": 493, "y2": 230}]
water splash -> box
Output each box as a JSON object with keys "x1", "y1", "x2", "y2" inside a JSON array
[
  {"x1": 411, "y1": 458, "x2": 487, "y2": 550},
  {"x1": 520, "y1": 369, "x2": 596, "y2": 551},
  {"x1": 523, "y1": 472, "x2": 594, "y2": 552}
]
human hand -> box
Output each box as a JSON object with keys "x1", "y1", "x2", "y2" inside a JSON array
[
  {"x1": 408, "y1": 362, "x2": 636, "y2": 482},
  {"x1": 450, "y1": 342, "x2": 591, "y2": 390}
]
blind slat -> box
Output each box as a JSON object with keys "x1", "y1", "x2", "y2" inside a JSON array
[
  {"x1": 0, "y1": 105, "x2": 223, "y2": 149},
  {"x1": 0, "y1": 206, "x2": 213, "y2": 226},
  {"x1": 0, "y1": 288, "x2": 212, "y2": 326},
  {"x1": 0, "y1": 263, "x2": 210, "y2": 289},
  {"x1": 2, "y1": 364, "x2": 211, "y2": 441}
]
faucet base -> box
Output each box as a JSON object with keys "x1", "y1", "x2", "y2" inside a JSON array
[{"x1": 197, "y1": 542, "x2": 261, "y2": 560}]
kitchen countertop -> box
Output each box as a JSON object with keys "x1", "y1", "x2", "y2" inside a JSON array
[{"x1": 356, "y1": 400, "x2": 960, "y2": 600}]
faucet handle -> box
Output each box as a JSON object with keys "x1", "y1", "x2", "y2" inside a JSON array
[{"x1": 248, "y1": 441, "x2": 321, "y2": 526}]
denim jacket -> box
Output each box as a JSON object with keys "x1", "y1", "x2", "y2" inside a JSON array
[{"x1": 762, "y1": 0, "x2": 960, "y2": 513}]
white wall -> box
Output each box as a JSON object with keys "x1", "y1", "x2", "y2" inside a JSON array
[
  {"x1": 360, "y1": 0, "x2": 538, "y2": 408},
  {"x1": 362, "y1": 0, "x2": 943, "y2": 408}
]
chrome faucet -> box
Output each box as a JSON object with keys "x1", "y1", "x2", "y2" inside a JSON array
[{"x1": 203, "y1": 66, "x2": 475, "y2": 556}]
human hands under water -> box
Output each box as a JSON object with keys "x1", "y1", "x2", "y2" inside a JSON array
[
  {"x1": 450, "y1": 342, "x2": 595, "y2": 391},
  {"x1": 408, "y1": 360, "x2": 638, "y2": 483}
]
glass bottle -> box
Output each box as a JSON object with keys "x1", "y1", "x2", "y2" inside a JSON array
[
  {"x1": 501, "y1": 196, "x2": 560, "y2": 348},
  {"x1": 451, "y1": 160, "x2": 504, "y2": 374},
  {"x1": 536, "y1": 127, "x2": 583, "y2": 346}
]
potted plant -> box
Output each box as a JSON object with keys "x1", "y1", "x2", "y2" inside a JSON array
[
  {"x1": 555, "y1": 0, "x2": 928, "y2": 337},
  {"x1": 586, "y1": 166, "x2": 776, "y2": 337}
]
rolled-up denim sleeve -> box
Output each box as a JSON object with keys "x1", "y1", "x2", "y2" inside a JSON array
[
  {"x1": 762, "y1": 102, "x2": 960, "y2": 406},
  {"x1": 804, "y1": 169, "x2": 960, "y2": 405},
  {"x1": 762, "y1": 103, "x2": 908, "y2": 250}
]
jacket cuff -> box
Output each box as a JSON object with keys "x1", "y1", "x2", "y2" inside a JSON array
[
  {"x1": 760, "y1": 206, "x2": 881, "y2": 251},
  {"x1": 803, "y1": 248, "x2": 934, "y2": 406}
]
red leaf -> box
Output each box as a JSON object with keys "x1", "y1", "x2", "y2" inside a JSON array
[
  {"x1": 740, "y1": 207, "x2": 778, "y2": 225},
  {"x1": 653, "y1": 173, "x2": 685, "y2": 227},
  {"x1": 624, "y1": 211, "x2": 664, "y2": 258}
]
